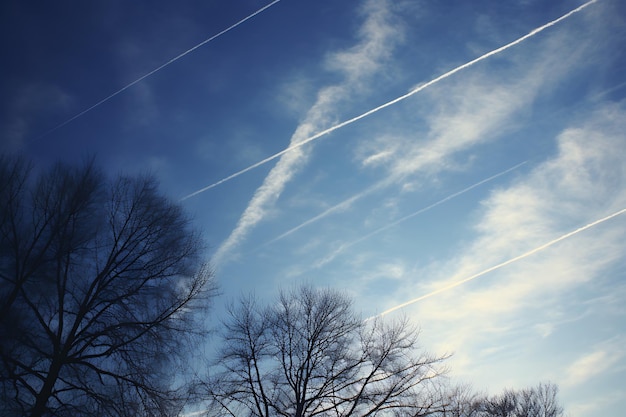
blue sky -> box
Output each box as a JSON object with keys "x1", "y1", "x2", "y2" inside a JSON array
[{"x1": 2, "y1": 0, "x2": 625, "y2": 415}]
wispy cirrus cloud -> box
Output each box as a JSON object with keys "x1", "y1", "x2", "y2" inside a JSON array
[
  {"x1": 315, "y1": 162, "x2": 528, "y2": 269},
  {"x1": 183, "y1": 0, "x2": 598, "y2": 200},
  {"x1": 211, "y1": 0, "x2": 403, "y2": 265},
  {"x1": 264, "y1": 7, "x2": 598, "y2": 256},
  {"x1": 376, "y1": 103, "x2": 626, "y2": 384},
  {"x1": 563, "y1": 337, "x2": 626, "y2": 388},
  {"x1": 376, "y1": 206, "x2": 626, "y2": 318}
]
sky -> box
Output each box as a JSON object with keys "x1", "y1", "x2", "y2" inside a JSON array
[{"x1": 1, "y1": 0, "x2": 625, "y2": 415}]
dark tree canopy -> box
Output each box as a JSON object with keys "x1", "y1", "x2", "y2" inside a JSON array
[
  {"x1": 0, "y1": 156, "x2": 215, "y2": 417},
  {"x1": 208, "y1": 285, "x2": 449, "y2": 417}
]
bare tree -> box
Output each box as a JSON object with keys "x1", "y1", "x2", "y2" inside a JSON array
[
  {"x1": 435, "y1": 383, "x2": 483, "y2": 417},
  {"x1": 476, "y1": 383, "x2": 563, "y2": 417},
  {"x1": 481, "y1": 390, "x2": 518, "y2": 417},
  {"x1": 514, "y1": 383, "x2": 563, "y2": 417},
  {"x1": 207, "y1": 285, "x2": 448, "y2": 417},
  {"x1": 0, "y1": 156, "x2": 216, "y2": 417}
]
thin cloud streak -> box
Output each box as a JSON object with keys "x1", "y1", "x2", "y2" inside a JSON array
[
  {"x1": 372, "y1": 206, "x2": 626, "y2": 319},
  {"x1": 211, "y1": 0, "x2": 400, "y2": 265},
  {"x1": 261, "y1": 180, "x2": 389, "y2": 246},
  {"x1": 315, "y1": 161, "x2": 528, "y2": 267},
  {"x1": 179, "y1": 411, "x2": 207, "y2": 417},
  {"x1": 182, "y1": 0, "x2": 598, "y2": 200},
  {"x1": 36, "y1": 0, "x2": 282, "y2": 141}
]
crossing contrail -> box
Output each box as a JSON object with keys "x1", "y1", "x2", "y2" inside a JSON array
[
  {"x1": 36, "y1": 0, "x2": 282, "y2": 140},
  {"x1": 315, "y1": 161, "x2": 527, "y2": 267},
  {"x1": 181, "y1": 0, "x2": 598, "y2": 200},
  {"x1": 373, "y1": 206, "x2": 626, "y2": 319}
]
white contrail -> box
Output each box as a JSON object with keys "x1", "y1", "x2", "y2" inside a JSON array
[
  {"x1": 36, "y1": 0, "x2": 282, "y2": 140},
  {"x1": 261, "y1": 180, "x2": 389, "y2": 246},
  {"x1": 373, "y1": 207, "x2": 626, "y2": 319},
  {"x1": 181, "y1": 0, "x2": 598, "y2": 200},
  {"x1": 210, "y1": 0, "x2": 399, "y2": 265},
  {"x1": 315, "y1": 161, "x2": 527, "y2": 267},
  {"x1": 260, "y1": 160, "x2": 525, "y2": 250}
]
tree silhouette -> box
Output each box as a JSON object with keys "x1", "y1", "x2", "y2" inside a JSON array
[
  {"x1": 208, "y1": 285, "x2": 448, "y2": 417},
  {"x1": 434, "y1": 382, "x2": 564, "y2": 417},
  {"x1": 481, "y1": 383, "x2": 563, "y2": 417},
  {"x1": 0, "y1": 156, "x2": 215, "y2": 417}
]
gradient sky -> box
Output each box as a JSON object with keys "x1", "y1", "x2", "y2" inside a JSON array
[{"x1": 2, "y1": 0, "x2": 625, "y2": 416}]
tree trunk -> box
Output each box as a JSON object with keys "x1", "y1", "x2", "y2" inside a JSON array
[{"x1": 29, "y1": 357, "x2": 62, "y2": 417}]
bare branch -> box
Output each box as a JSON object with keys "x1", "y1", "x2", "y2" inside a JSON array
[
  {"x1": 0, "y1": 156, "x2": 215, "y2": 417},
  {"x1": 208, "y1": 285, "x2": 448, "y2": 417}
]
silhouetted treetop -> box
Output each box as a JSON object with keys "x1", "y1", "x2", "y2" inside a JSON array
[
  {"x1": 0, "y1": 155, "x2": 216, "y2": 417},
  {"x1": 207, "y1": 285, "x2": 449, "y2": 417}
]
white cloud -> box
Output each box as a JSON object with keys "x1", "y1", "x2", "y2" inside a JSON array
[
  {"x1": 355, "y1": 0, "x2": 599, "y2": 184},
  {"x1": 532, "y1": 322, "x2": 554, "y2": 338},
  {"x1": 274, "y1": 44, "x2": 567, "y2": 252},
  {"x1": 428, "y1": 103, "x2": 623, "y2": 308},
  {"x1": 358, "y1": 259, "x2": 408, "y2": 282},
  {"x1": 186, "y1": 0, "x2": 598, "y2": 203},
  {"x1": 563, "y1": 337, "x2": 626, "y2": 388},
  {"x1": 213, "y1": 0, "x2": 402, "y2": 265},
  {"x1": 295, "y1": 14, "x2": 605, "y2": 270},
  {"x1": 382, "y1": 103, "x2": 626, "y2": 388},
  {"x1": 362, "y1": 147, "x2": 397, "y2": 168},
  {"x1": 325, "y1": 0, "x2": 403, "y2": 83}
]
